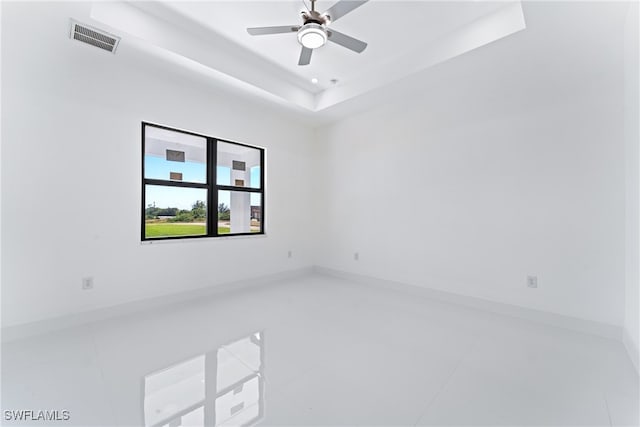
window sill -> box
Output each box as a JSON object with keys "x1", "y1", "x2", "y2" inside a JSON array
[{"x1": 141, "y1": 234, "x2": 268, "y2": 245}]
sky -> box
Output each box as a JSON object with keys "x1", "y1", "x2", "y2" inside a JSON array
[{"x1": 145, "y1": 156, "x2": 261, "y2": 211}]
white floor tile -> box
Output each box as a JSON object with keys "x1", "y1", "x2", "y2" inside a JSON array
[{"x1": 2, "y1": 274, "x2": 637, "y2": 426}]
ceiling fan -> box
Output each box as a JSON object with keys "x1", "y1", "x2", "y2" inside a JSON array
[{"x1": 247, "y1": 0, "x2": 369, "y2": 66}]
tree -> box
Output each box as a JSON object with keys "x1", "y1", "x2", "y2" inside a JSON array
[
  {"x1": 191, "y1": 200, "x2": 206, "y2": 220},
  {"x1": 145, "y1": 205, "x2": 161, "y2": 219},
  {"x1": 169, "y1": 210, "x2": 194, "y2": 223},
  {"x1": 157, "y1": 207, "x2": 178, "y2": 216},
  {"x1": 218, "y1": 203, "x2": 230, "y2": 220}
]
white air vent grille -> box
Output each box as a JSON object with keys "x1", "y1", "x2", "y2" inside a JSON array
[{"x1": 70, "y1": 20, "x2": 120, "y2": 53}]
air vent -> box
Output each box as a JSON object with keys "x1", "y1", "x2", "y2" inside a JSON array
[{"x1": 69, "y1": 20, "x2": 120, "y2": 53}]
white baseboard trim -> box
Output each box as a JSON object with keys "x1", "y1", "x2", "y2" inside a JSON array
[
  {"x1": 3, "y1": 266, "x2": 625, "y2": 347},
  {"x1": 314, "y1": 266, "x2": 623, "y2": 341},
  {"x1": 623, "y1": 327, "x2": 640, "y2": 376},
  {"x1": 1, "y1": 267, "x2": 314, "y2": 343}
]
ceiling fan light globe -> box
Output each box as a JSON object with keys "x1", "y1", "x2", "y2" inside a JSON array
[{"x1": 297, "y1": 23, "x2": 327, "y2": 49}]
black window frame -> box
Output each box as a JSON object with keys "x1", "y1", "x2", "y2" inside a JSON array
[{"x1": 141, "y1": 122, "x2": 265, "y2": 241}]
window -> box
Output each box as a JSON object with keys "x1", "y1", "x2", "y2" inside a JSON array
[{"x1": 142, "y1": 123, "x2": 264, "y2": 240}]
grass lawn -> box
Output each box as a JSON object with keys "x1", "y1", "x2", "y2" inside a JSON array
[
  {"x1": 145, "y1": 222, "x2": 250, "y2": 238},
  {"x1": 145, "y1": 222, "x2": 206, "y2": 238}
]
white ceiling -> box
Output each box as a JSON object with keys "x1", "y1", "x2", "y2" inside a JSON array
[
  {"x1": 161, "y1": 0, "x2": 509, "y2": 90},
  {"x1": 3, "y1": 1, "x2": 629, "y2": 126},
  {"x1": 88, "y1": 1, "x2": 527, "y2": 113}
]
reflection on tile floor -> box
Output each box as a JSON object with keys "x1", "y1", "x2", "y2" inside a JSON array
[
  {"x1": 143, "y1": 332, "x2": 264, "y2": 427},
  {"x1": 2, "y1": 274, "x2": 639, "y2": 426}
]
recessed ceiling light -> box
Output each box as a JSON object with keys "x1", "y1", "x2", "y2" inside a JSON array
[{"x1": 311, "y1": 78, "x2": 319, "y2": 84}]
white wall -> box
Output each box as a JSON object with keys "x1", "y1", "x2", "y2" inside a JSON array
[
  {"x1": 1, "y1": 3, "x2": 316, "y2": 327},
  {"x1": 624, "y1": 1, "x2": 640, "y2": 371},
  {"x1": 314, "y1": 5, "x2": 627, "y2": 327},
  {"x1": 1, "y1": 1, "x2": 633, "y2": 335}
]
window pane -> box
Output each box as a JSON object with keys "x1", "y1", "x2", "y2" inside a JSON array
[
  {"x1": 217, "y1": 166, "x2": 231, "y2": 186},
  {"x1": 145, "y1": 126, "x2": 207, "y2": 183},
  {"x1": 217, "y1": 141, "x2": 261, "y2": 189},
  {"x1": 145, "y1": 185, "x2": 207, "y2": 238},
  {"x1": 250, "y1": 165, "x2": 261, "y2": 189},
  {"x1": 218, "y1": 191, "x2": 262, "y2": 234}
]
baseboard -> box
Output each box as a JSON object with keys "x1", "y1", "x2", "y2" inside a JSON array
[
  {"x1": 1, "y1": 267, "x2": 314, "y2": 343},
  {"x1": 623, "y1": 327, "x2": 640, "y2": 375},
  {"x1": 2, "y1": 265, "x2": 624, "y2": 346},
  {"x1": 314, "y1": 266, "x2": 623, "y2": 341}
]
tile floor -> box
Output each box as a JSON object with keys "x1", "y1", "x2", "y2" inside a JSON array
[{"x1": 2, "y1": 274, "x2": 638, "y2": 426}]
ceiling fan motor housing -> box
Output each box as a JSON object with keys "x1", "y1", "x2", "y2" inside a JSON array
[
  {"x1": 298, "y1": 10, "x2": 329, "y2": 49},
  {"x1": 301, "y1": 9, "x2": 329, "y2": 25}
]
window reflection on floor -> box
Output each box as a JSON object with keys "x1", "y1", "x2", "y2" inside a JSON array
[{"x1": 143, "y1": 332, "x2": 264, "y2": 427}]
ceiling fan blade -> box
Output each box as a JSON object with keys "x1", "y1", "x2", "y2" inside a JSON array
[
  {"x1": 324, "y1": 0, "x2": 368, "y2": 23},
  {"x1": 298, "y1": 47, "x2": 313, "y2": 66},
  {"x1": 247, "y1": 25, "x2": 299, "y2": 36},
  {"x1": 327, "y1": 29, "x2": 367, "y2": 53}
]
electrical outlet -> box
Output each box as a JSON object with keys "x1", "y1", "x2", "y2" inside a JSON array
[
  {"x1": 288, "y1": 250, "x2": 293, "y2": 259},
  {"x1": 527, "y1": 275, "x2": 538, "y2": 288},
  {"x1": 82, "y1": 277, "x2": 94, "y2": 290},
  {"x1": 354, "y1": 252, "x2": 359, "y2": 261}
]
